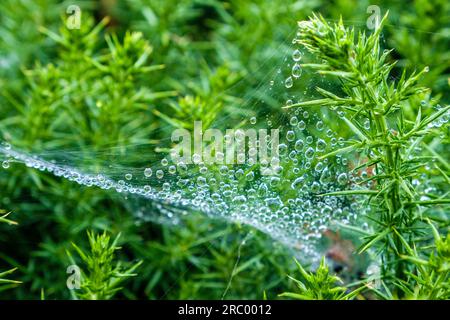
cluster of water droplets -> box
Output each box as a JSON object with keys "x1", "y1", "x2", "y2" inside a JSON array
[
  {"x1": 0, "y1": 115, "x2": 369, "y2": 262},
  {"x1": 428, "y1": 103, "x2": 450, "y2": 130},
  {"x1": 0, "y1": 40, "x2": 374, "y2": 262}
]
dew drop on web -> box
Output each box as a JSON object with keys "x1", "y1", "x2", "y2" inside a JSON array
[
  {"x1": 305, "y1": 147, "x2": 315, "y2": 159},
  {"x1": 292, "y1": 49, "x2": 302, "y2": 61},
  {"x1": 144, "y1": 168, "x2": 152, "y2": 177},
  {"x1": 292, "y1": 63, "x2": 302, "y2": 78},
  {"x1": 285, "y1": 76, "x2": 293, "y2": 88},
  {"x1": 337, "y1": 173, "x2": 348, "y2": 185},
  {"x1": 156, "y1": 170, "x2": 164, "y2": 179},
  {"x1": 2, "y1": 160, "x2": 10, "y2": 169},
  {"x1": 290, "y1": 116, "x2": 298, "y2": 126}
]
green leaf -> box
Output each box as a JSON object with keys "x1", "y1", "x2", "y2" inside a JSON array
[{"x1": 358, "y1": 228, "x2": 390, "y2": 253}]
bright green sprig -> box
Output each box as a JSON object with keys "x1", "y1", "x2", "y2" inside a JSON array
[
  {"x1": 279, "y1": 258, "x2": 363, "y2": 300},
  {"x1": 391, "y1": 221, "x2": 449, "y2": 299},
  {"x1": 68, "y1": 231, "x2": 142, "y2": 300}
]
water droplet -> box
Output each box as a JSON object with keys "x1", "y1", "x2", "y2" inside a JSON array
[
  {"x1": 304, "y1": 161, "x2": 311, "y2": 169},
  {"x1": 292, "y1": 49, "x2": 302, "y2": 61},
  {"x1": 197, "y1": 176, "x2": 207, "y2": 187},
  {"x1": 316, "y1": 139, "x2": 327, "y2": 152},
  {"x1": 316, "y1": 120, "x2": 324, "y2": 131},
  {"x1": 237, "y1": 153, "x2": 245, "y2": 163},
  {"x1": 219, "y1": 165, "x2": 229, "y2": 175},
  {"x1": 320, "y1": 167, "x2": 332, "y2": 184},
  {"x1": 305, "y1": 147, "x2": 315, "y2": 159},
  {"x1": 298, "y1": 120, "x2": 306, "y2": 130},
  {"x1": 144, "y1": 168, "x2": 153, "y2": 177},
  {"x1": 290, "y1": 116, "x2": 298, "y2": 126},
  {"x1": 287, "y1": 151, "x2": 296, "y2": 161},
  {"x1": 125, "y1": 173, "x2": 133, "y2": 180},
  {"x1": 321, "y1": 205, "x2": 332, "y2": 215},
  {"x1": 330, "y1": 138, "x2": 337, "y2": 146},
  {"x1": 314, "y1": 162, "x2": 324, "y2": 172},
  {"x1": 291, "y1": 176, "x2": 305, "y2": 190},
  {"x1": 270, "y1": 176, "x2": 280, "y2": 187},
  {"x1": 278, "y1": 143, "x2": 288, "y2": 155},
  {"x1": 250, "y1": 116, "x2": 257, "y2": 124},
  {"x1": 311, "y1": 181, "x2": 320, "y2": 193},
  {"x1": 169, "y1": 165, "x2": 177, "y2": 174},
  {"x1": 337, "y1": 173, "x2": 348, "y2": 185},
  {"x1": 192, "y1": 154, "x2": 202, "y2": 164},
  {"x1": 265, "y1": 197, "x2": 282, "y2": 211},
  {"x1": 156, "y1": 170, "x2": 164, "y2": 179},
  {"x1": 326, "y1": 129, "x2": 334, "y2": 138},
  {"x1": 2, "y1": 160, "x2": 10, "y2": 169},
  {"x1": 286, "y1": 130, "x2": 295, "y2": 141},
  {"x1": 292, "y1": 63, "x2": 302, "y2": 78},
  {"x1": 294, "y1": 139, "x2": 304, "y2": 151},
  {"x1": 285, "y1": 76, "x2": 293, "y2": 88},
  {"x1": 235, "y1": 129, "x2": 246, "y2": 141},
  {"x1": 258, "y1": 183, "x2": 268, "y2": 197},
  {"x1": 233, "y1": 195, "x2": 247, "y2": 205}
]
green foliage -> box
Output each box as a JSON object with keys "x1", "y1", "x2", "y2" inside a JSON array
[
  {"x1": 393, "y1": 221, "x2": 450, "y2": 299},
  {"x1": 0, "y1": 210, "x2": 21, "y2": 290},
  {"x1": 127, "y1": 218, "x2": 297, "y2": 299},
  {"x1": 389, "y1": 0, "x2": 450, "y2": 99},
  {"x1": 279, "y1": 258, "x2": 362, "y2": 300},
  {"x1": 0, "y1": 0, "x2": 304, "y2": 300},
  {"x1": 0, "y1": 0, "x2": 448, "y2": 300},
  {"x1": 154, "y1": 64, "x2": 243, "y2": 130},
  {"x1": 6, "y1": 15, "x2": 171, "y2": 151},
  {"x1": 0, "y1": 210, "x2": 17, "y2": 226},
  {"x1": 290, "y1": 12, "x2": 449, "y2": 298},
  {"x1": 68, "y1": 231, "x2": 142, "y2": 300},
  {"x1": 0, "y1": 268, "x2": 21, "y2": 289}
]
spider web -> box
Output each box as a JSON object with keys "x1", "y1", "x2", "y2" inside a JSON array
[{"x1": 0, "y1": 20, "x2": 384, "y2": 263}]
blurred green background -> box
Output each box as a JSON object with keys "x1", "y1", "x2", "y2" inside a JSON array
[{"x1": 0, "y1": 0, "x2": 448, "y2": 299}]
